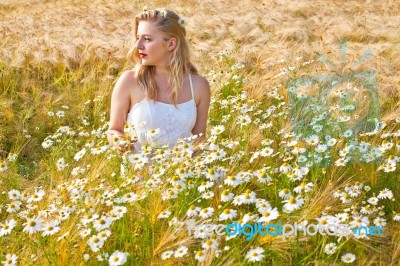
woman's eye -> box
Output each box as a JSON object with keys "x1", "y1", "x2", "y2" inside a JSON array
[{"x1": 145, "y1": 38, "x2": 150, "y2": 41}]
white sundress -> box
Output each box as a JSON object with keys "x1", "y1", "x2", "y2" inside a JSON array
[{"x1": 126, "y1": 73, "x2": 197, "y2": 152}]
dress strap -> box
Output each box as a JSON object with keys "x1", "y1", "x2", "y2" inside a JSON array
[{"x1": 189, "y1": 73, "x2": 194, "y2": 100}]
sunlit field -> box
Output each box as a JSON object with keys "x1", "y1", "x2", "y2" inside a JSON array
[{"x1": 1, "y1": 0, "x2": 400, "y2": 265}]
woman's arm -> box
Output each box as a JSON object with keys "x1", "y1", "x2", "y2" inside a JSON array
[
  {"x1": 192, "y1": 76, "x2": 211, "y2": 143},
  {"x1": 107, "y1": 71, "x2": 134, "y2": 153}
]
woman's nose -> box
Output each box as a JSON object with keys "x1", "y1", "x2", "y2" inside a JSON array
[{"x1": 136, "y1": 40, "x2": 144, "y2": 50}]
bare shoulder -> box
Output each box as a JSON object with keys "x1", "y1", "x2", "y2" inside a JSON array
[
  {"x1": 112, "y1": 69, "x2": 140, "y2": 98},
  {"x1": 191, "y1": 73, "x2": 211, "y2": 103}
]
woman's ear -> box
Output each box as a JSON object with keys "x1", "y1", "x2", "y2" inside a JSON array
[{"x1": 167, "y1": 37, "x2": 177, "y2": 51}]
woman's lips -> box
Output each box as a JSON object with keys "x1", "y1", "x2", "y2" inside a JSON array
[{"x1": 139, "y1": 53, "x2": 147, "y2": 58}]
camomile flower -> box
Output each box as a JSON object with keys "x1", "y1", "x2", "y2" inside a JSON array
[
  {"x1": 278, "y1": 188, "x2": 292, "y2": 200},
  {"x1": 148, "y1": 128, "x2": 160, "y2": 137},
  {"x1": 335, "y1": 157, "x2": 350, "y2": 167},
  {"x1": 393, "y1": 212, "x2": 400, "y2": 221},
  {"x1": 305, "y1": 135, "x2": 320, "y2": 146},
  {"x1": 350, "y1": 214, "x2": 369, "y2": 228},
  {"x1": 211, "y1": 125, "x2": 225, "y2": 135},
  {"x1": 157, "y1": 210, "x2": 171, "y2": 219},
  {"x1": 88, "y1": 234, "x2": 105, "y2": 252},
  {"x1": 186, "y1": 205, "x2": 201, "y2": 217},
  {"x1": 293, "y1": 182, "x2": 314, "y2": 193},
  {"x1": 219, "y1": 208, "x2": 238, "y2": 221},
  {"x1": 256, "y1": 200, "x2": 272, "y2": 213},
  {"x1": 245, "y1": 247, "x2": 265, "y2": 262},
  {"x1": 158, "y1": 8, "x2": 168, "y2": 18},
  {"x1": 174, "y1": 245, "x2": 188, "y2": 258},
  {"x1": 224, "y1": 175, "x2": 243, "y2": 187},
  {"x1": 201, "y1": 191, "x2": 215, "y2": 199},
  {"x1": 93, "y1": 215, "x2": 113, "y2": 232},
  {"x1": 367, "y1": 196, "x2": 379, "y2": 205},
  {"x1": 73, "y1": 147, "x2": 87, "y2": 161},
  {"x1": 8, "y1": 190, "x2": 21, "y2": 200},
  {"x1": 41, "y1": 220, "x2": 60, "y2": 236},
  {"x1": 220, "y1": 189, "x2": 234, "y2": 202},
  {"x1": 324, "y1": 242, "x2": 337, "y2": 255},
  {"x1": 373, "y1": 217, "x2": 386, "y2": 227},
  {"x1": 6, "y1": 201, "x2": 21, "y2": 213},
  {"x1": 23, "y1": 216, "x2": 42, "y2": 234},
  {"x1": 161, "y1": 250, "x2": 174, "y2": 260},
  {"x1": 178, "y1": 16, "x2": 187, "y2": 27},
  {"x1": 108, "y1": 250, "x2": 129, "y2": 266},
  {"x1": 283, "y1": 196, "x2": 304, "y2": 212},
  {"x1": 279, "y1": 163, "x2": 292, "y2": 173},
  {"x1": 258, "y1": 207, "x2": 279, "y2": 223},
  {"x1": 340, "y1": 193, "x2": 352, "y2": 204},
  {"x1": 27, "y1": 188, "x2": 45, "y2": 203},
  {"x1": 0, "y1": 219, "x2": 17, "y2": 237},
  {"x1": 0, "y1": 161, "x2": 8, "y2": 172},
  {"x1": 234, "y1": 190, "x2": 257, "y2": 205},
  {"x1": 341, "y1": 253, "x2": 356, "y2": 263},
  {"x1": 199, "y1": 207, "x2": 214, "y2": 219},
  {"x1": 382, "y1": 163, "x2": 396, "y2": 172},
  {"x1": 348, "y1": 187, "x2": 361, "y2": 197},
  {"x1": 260, "y1": 147, "x2": 274, "y2": 157},
  {"x1": 253, "y1": 170, "x2": 272, "y2": 183},
  {"x1": 377, "y1": 188, "x2": 393, "y2": 199},
  {"x1": 194, "y1": 250, "x2": 206, "y2": 262},
  {"x1": 202, "y1": 239, "x2": 218, "y2": 250},
  {"x1": 1, "y1": 254, "x2": 18, "y2": 266},
  {"x1": 315, "y1": 144, "x2": 328, "y2": 153},
  {"x1": 360, "y1": 205, "x2": 374, "y2": 215}
]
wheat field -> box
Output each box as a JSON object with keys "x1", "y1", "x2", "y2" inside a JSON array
[{"x1": 0, "y1": 0, "x2": 400, "y2": 265}]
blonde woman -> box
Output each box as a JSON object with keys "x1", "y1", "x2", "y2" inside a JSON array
[{"x1": 107, "y1": 8, "x2": 211, "y2": 154}]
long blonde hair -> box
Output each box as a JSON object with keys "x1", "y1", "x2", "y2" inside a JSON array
[{"x1": 127, "y1": 9, "x2": 198, "y2": 106}]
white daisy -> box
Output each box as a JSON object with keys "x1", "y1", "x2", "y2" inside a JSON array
[
  {"x1": 245, "y1": 247, "x2": 265, "y2": 262},
  {"x1": 23, "y1": 216, "x2": 42, "y2": 234},
  {"x1": 201, "y1": 239, "x2": 218, "y2": 250},
  {"x1": 220, "y1": 189, "x2": 234, "y2": 202},
  {"x1": 377, "y1": 188, "x2": 393, "y2": 199},
  {"x1": 283, "y1": 196, "x2": 304, "y2": 212},
  {"x1": 157, "y1": 210, "x2": 171, "y2": 219},
  {"x1": 393, "y1": 212, "x2": 400, "y2": 221},
  {"x1": 186, "y1": 205, "x2": 201, "y2": 217},
  {"x1": 108, "y1": 250, "x2": 129, "y2": 266},
  {"x1": 161, "y1": 250, "x2": 174, "y2": 260},
  {"x1": 8, "y1": 190, "x2": 21, "y2": 200},
  {"x1": 178, "y1": 16, "x2": 187, "y2": 27},
  {"x1": 41, "y1": 220, "x2": 60, "y2": 236},
  {"x1": 278, "y1": 188, "x2": 292, "y2": 200},
  {"x1": 219, "y1": 208, "x2": 238, "y2": 221},
  {"x1": 194, "y1": 250, "x2": 206, "y2": 262},
  {"x1": 174, "y1": 245, "x2": 188, "y2": 258},
  {"x1": 341, "y1": 253, "x2": 356, "y2": 263},
  {"x1": 88, "y1": 235, "x2": 105, "y2": 252},
  {"x1": 0, "y1": 219, "x2": 17, "y2": 237},
  {"x1": 92, "y1": 216, "x2": 113, "y2": 232},
  {"x1": 199, "y1": 207, "x2": 214, "y2": 219},
  {"x1": 27, "y1": 188, "x2": 45, "y2": 203},
  {"x1": 324, "y1": 242, "x2": 337, "y2": 255},
  {"x1": 6, "y1": 201, "x2": 21, "y2": 213},
  {"x1": 73, "y1": 148, "x2": 87, "y2": 161},
  {"x1": 373, "y1": 217, "x2": 386, "y2": 227},
  {"x1": 258, "y1": 207, "x2": 279, "y2": 223},
  {"x1": 158, "y1": 8, "x2": 168, "y2": 18},
  {"x1": 1, "y1": 254, "x2": 18, "y2": 266}
]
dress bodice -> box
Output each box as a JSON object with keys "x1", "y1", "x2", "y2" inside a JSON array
[{"x1": 126, "y1": 73, "x2": 197, "y2": 152}]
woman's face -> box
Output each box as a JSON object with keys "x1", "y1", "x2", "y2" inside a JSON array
[{"x1": 136, "y1": 21, "x2": 174, "y2": 66}]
